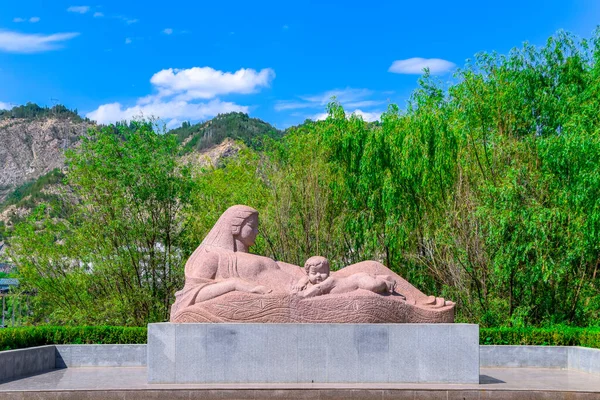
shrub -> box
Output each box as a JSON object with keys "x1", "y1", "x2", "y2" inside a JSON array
[
  {"x1": 0, "y1": 326, "x2": 147, "y2": 350},
  {"x1": 2, "y1": 325, "x2": 599, "y2": 351},
  {"x1": 480, "y1": 326, "x2": 600, "y2": 348}
]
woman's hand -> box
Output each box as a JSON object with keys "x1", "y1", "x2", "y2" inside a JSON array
[
  {"x1": 249, "y1": 285, "x2": 272, "y2": 294},
  {"x1": 234, "y1": 279, "x2": 272, "y2": 294}
]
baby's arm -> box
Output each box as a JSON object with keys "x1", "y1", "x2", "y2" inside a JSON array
[
  {"x1": 299, "y1": 278, "x2": 336, "y2": 298},
  {"x1": 291, "y1": 276, "x2": 310, "y2": 293}
]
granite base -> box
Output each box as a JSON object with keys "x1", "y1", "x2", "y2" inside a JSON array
[{"x1": 147, "y1": 323, "x2": 479, "y2": 384}]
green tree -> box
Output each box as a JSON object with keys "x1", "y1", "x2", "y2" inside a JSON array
[
  {"x1": 259, "y1": 120, "x2": 347, "y2": 269},
  {"x1": 10, "y1": 121, "x2": 195, "y2": 325},
  {"x1": 183, "y1": 147, "x2": 271, "y2": 254}
]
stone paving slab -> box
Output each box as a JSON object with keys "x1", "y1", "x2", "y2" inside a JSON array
[
  {"x1": 1, "y1": 367, "x2": 600, "y2": 396},
  {"x1": 3, "y1": 391, "x2": 600, "y2": 400}
]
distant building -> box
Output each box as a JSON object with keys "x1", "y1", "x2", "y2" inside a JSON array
[{"x1": 0, "y1": 278, "x2": 19, "y2": 294}]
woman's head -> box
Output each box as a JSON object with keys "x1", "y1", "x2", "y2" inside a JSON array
[
  {"x1": 200, "y1": 205, "x2": 259, "y2": 251},
  {"x1": 233, "y1": 212, "x2": 259, "y2": 248}
]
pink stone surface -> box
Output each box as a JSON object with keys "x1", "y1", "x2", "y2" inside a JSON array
[{"x1": 170, "y1": 205, "x2": 454, "y2": 323}]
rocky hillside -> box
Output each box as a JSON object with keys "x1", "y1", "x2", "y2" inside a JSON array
[
  {"x1": 179, "y1": 138, "x2": 242, "y2": 169},
  {"x1": 0, "y1": 107, "x2": 284, "y2": 224},
  {"x1": 0, "y1": 106, "x2": 284, "y2": 264},
  {"x1": 0, "y1": 117, "x2": 93, "y2": 204},
  {"x1": 170, "y1": 112, "x2": 282, "y2": 152},
  {"x1": 0, "y1": 109, "x2": 281, "y2": 205}
]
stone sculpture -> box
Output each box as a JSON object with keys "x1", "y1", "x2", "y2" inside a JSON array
[
  {"x1": 293, "y1": 256, "x2": 397, "y2": 298},
  {"x1": 170, "y1": 205, "x2": 454, "y2": 323}
]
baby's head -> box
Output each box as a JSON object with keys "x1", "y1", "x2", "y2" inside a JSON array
[{"x1": 303, "y1": 256, "x2": 330, "y2": 284}]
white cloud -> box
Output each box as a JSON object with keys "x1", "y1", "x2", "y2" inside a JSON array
[
  {"x1": 150, "y1": 66, "x2": 275, "y2": 101},
  {"x1": 87, "y1": 99, "x2": 247, "y2": 125},
  {"x1": 312, "y1": 109, "x2": 382, "y2": 123},
  {"x1": 87, "y1": 65, "x2": 274, "y2": 126},
  {"x1": 274, "y1": 101, "x2": 315, "y2": 111},
  {"x1": 0, "y1": 30, "x2": 79, "y2": 53},
  {"x1": 125, "y1": 37, "x2": 132, "y2": 44},
  {"x1": 301, "y1": 88, "x2": 373, "y2": 105},
  {"x1": 13, "y1": 17, "x2": 40, "y2": 23},
  {"x1": 275, "y1": 88, "x2": 386, "y2": 118},
  {"x1": 350, "y1": 109, "x2": 382, "y2": 122},
  {"x1": 113, "y1": 16, "x2": 138, "y2": 24},
  {"x1": 311, "y1": 112, "x2": 328, "y2": 121},
  {"x1": 93, "y1": 12, "x2": 104, "y2": 17},
  {"x1": 276, "y1": 88, "x2": 372, "y2": 111},
  {"x1": 344, "y1": 100, "x2": 385, "y2": 109},
  {"x1": 388, "y1": 57, "x2": 455, "y2": 75},
  {"x1": 166, "y1": 118, "x2": 182, "y2": 129},
  {"x1": 163, "y1": 28, "x2": 173, "y2": 35},
  {"x1": 0, "y1": 101, "x2": 13, "y2": 110},
  {"x1": 67, "y1": 6, "x2": 90, "y2": 14}
]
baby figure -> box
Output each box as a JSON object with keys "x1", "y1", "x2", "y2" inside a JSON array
[{"x1": 292, "y1": 256, "x2": 397, "y2": 298}]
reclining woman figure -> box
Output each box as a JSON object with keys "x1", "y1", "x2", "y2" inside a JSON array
[{"x1": 171, "y1": 205, "x2": 452, "y2": 320}]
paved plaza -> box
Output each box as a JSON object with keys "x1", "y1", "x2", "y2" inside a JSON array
[{"x1": 1, "y1": 366, "x2": 599, "y2": 399}]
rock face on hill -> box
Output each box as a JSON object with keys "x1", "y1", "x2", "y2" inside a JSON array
[
  {"x1": 0, "y1": 111, "x2": 279, "y2": 210},
  {"x1": 179, "y1": 138, "x2": 242, "y2": 169},
  {"x1": 0, "y1": 118, "x2": 92, "y2": 203}
]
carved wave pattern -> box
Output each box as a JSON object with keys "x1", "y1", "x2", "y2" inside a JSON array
[{"x1": 172, "y1": 291, "x2": 454, "y2": 323}]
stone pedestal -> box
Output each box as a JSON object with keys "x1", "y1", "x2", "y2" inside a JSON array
[{"x1": 147, "y1": 323, "x2": 479, "y2": 384}]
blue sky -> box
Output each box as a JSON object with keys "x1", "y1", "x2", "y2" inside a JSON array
[{"x1": 1, "y1": 0, "x2": 599, "y2": 129}]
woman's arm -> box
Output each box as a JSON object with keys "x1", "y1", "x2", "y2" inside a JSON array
[
  {"x1": 184, "y1": 248, "x2": 220, "y2": 280},
  {"x1": 194, "y1": 279, "x2": 271, "y2": 303}
]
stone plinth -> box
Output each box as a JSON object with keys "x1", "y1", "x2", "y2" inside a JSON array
[{"x1": 147, "y1": 323, "x2": 479, "y2": 384}]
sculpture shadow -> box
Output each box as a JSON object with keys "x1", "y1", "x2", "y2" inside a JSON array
[
  {"x1": 479, "y1": 374, "x2": 506, "y2": 384},
  {"x1": 55, "y1": 350, "x2": 67, "y2": 369}
]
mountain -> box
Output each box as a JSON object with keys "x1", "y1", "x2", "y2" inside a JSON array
[
  {"x1": 0, "y1": 102, "x2": 86, "y2": 122},
  {"x1": 0, "y1": 106, "x2": 285, "y2": 236},
  {"x1": 169, "y1": 112, "x2": 282, "y2": 152},
  {"x1": 0, "y1": 115, "x2": 93, "y2": 204}
]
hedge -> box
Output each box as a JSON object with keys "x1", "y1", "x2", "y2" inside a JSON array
[
  {"x1": 1, "y1": 326, "x2": 599, "y2": 351},
  {"x1": 480, "y1": 326, "x2": 600, "y2": 349},
  {"x1": 0, "y1": 326, "x2": 147, "y2": 351}
]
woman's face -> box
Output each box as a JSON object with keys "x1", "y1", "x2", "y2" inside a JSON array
[{"x1": 238, "y1": 214, "x2": 259, "y2": 247}]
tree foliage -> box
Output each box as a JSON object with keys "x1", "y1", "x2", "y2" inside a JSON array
[
  {"x1": 10, "y1": 122, "x2": 195, "y2": 325},
  {"x1": 307, "y1": 30, "x2": 600, "y2": 326},
  {"x1": 7, "y1": 29, "x2": 600, "y2": 328},
  {"x1": 0, "y1": 169, "x2": 66, "y2": 212},
  {"x1": 0, "y1": 102, "x2": 84, "y2": 122}
]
